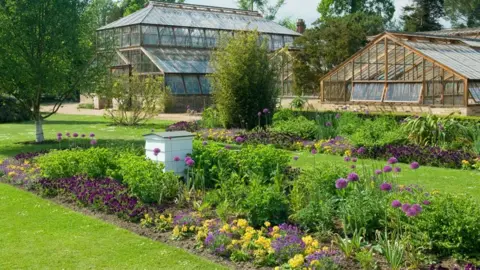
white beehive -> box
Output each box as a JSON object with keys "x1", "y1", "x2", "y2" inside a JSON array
[{"x1": 144, "y1": 131, "x2": 195, "y2": 176}]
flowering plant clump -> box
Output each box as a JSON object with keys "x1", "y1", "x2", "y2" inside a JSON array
[
  {"x1": 171, "y1": 212, "x2": 202, "y2": 239},
  {"x1": 0, "y1": 158, "x2": 42, "y2": 189},
  {"x1": 141, "y1": 213, "x2": 173, "y2": 232},
  {"x1": 39, "y1": 176, "x2": 158, "y2": 221},
  {"x1": 306, "y1": 136, "x2": 355, "y2": 156}
]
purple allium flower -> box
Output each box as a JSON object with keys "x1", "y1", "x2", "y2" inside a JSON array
[
  {"x1": 202, "y1": 141, "x2": 208, "y2": 146},
  {"x1": 410, "y1": 161, "x2": 420, "y2": 170},
  {"x1": 325, "y1": 121, "x2": 332, "y2": 127},
  {"x1": 423, "y1": 200, "x2": 431, "y2": 205},
  {"x1": 392, "y1": 200, "x2": 402, "y2": 208},
  {"x1": 394, "y1": 167, "x2": 401, "y2": 173},
  {"x1": 153, "y1": 148, "x2": 161, "y2": 156},
  {"x1": 81, "y1": 134, "x2": 86, "y2": 138},
  {"x1": 311, "y1": 148, "x2": 317, "y2": 155},
  {"x1": 57, "y1": 136, "x2": 62, "y2": 142},
  {"x1": 347, "y1": 173, "x2": 359, "y2": 182},
  {"x1": 89, "y1": 133, "x2": 95, "y2": 138},
  {"x1": 73, "y1": 133, "x2": 78, "y2": 138},
  {"x1": 350, "y1": 164, "x2": 356, "y2": 169},
  {"x1": 380, "y1": 182, "x2": 392, "y2": 191},
  {"x1": 401, "y1": 203, "x2": 411, "y2": 213},
  {"x1": 383, "y1": 165, "x2": 393, "y2": 173},
  {"x1": 225, "y1": 145, "x2": 231, "y2": 150},
  {"x1": 66, "y1": 132, "x2": 71, "y2": 137},
  {"x1": 293, "y1": 156, "x2": 299, "y2": 161},
  {"x1": 352, "y1": 157, "x2": 358, "y2": 163},
  {"x1": 235, "y1": 136, "x2": 244, "y2": 143},
  {"x1": 257, "y1": 112, "x2": 262, "y2": 117},
  {"x1": 375, "y1": 169, "x2": 382, "y2": 175},
  {"x1": 387, "y1": 157, "x2": 398, "y2": 164},
  {"x1": 335, "y1": 113, "x2": 341, "y2": 119},
  {"x1": 412, "y1": 204, "x2": 422, "y2": 213},
  {"x1": 356, "y1": 147, "x2": 366, "y2": 155},
  {"x1": 186, "y1": 159, "x2": 195, "y2": 167},
  {"x1": 174, "y1": 156, "x2": 181, "y2": 162},
  {"x1": 344, "y1": 156, "x2": 351, "y2": 162},
  {"x1": 336, "y1": 178, "x2": 348, "y2": 189},
  {"x1": 185, "y1": 156, "x2": 192, "y2": 162},
  {"x1": 263, "y1": 108, "x2": 269, "y2": 114},
  {"x1": 90, "y1": 139, "x2": 97, "y2": 145},
  {"x1": 57, "y1": 132, "x2": 62, "y2": 137},
  {"x1": 406, "y1": 208, "x2": 418, "y2": 217}
]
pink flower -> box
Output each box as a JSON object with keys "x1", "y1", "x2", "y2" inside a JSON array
[
  {"x1": 335, "y1": 178, "x2": 348, "y2": 189},
  {"x1": 90, "y1": 139, "x2": 97, "y2": 145},
  {"x1": 174, "y1": 156, "x2": 181, "y2": 162},
  {"x1": 380, "y1": 182, "x2": 392, "y2": 191},
  {"x1": 391, "y1": 200, "x2": 402, "y2": 208},
  {"x1": 186, "y1": 158, "x2": 195, "y2": 167},
  {"x1": 153, "y1": 148, "x2": 161, "y2": 156}
]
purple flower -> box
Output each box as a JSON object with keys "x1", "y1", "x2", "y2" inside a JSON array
[
  {"x1": 344, "y1": 156, "x2": 351, "y2": 162},
  {"x1": 356, "y1": 147, "x2": 366, "y2": 155},
  {"x1": 66, "y1": 132, "x2": 71, "y2": 137},
  {"x1": 410, "y1": 162, "x2": 420, "y2": 170},
  {"x1": 412, "y1": 204, "x2": 422, "y2": 213},
  {"x1": 257, "y1": 112, "x2": 262, "y2": 117},
  {"x1": 57, "y1": 132, "x2": 62, "y2": 137},
  {"x1": 402, "y1": 203, "x2": 411, "y2": 212},
  {"x1": 335, "y1": 178, "x2": 348, "y2": 189},
  {"x1": 423, "y1": 200, "x2": 431, "y2": 205},
  {"x1": 204, "y1": 232, "x2": 215, "y2": 246},
  {"x1": 380, "y1": 182, "x2": 392, "y2": 191},
  {"x1": 174, "y1": 156, "x2": 181, "y2": 162},
  {"x1": 186, "y1": 159, "x2": 195, "y2": 167},
  {"x1": 293, "y1": 156, "x2": 299, "y2": 161},
  {"x1": 352, "y1": 157, "x2": 357, "y2": 163},
  {"x1": 335, "y1": 113, "x2": 341, "y2": 119},
  {"x1": 73, "y1": 133, "x2": 78, "y2": 138},
  {"x1": 387, "y1": 157, "x2": 398, "y2": 164},
  {"x1": 311, "y1": 148, "x2": 317, "y2": 155},
  {"x1": 347, "y1": 173, "x2": 359, "y2": 182},
  {"x1": 263, "y1": 108, "x2": 269, "y2": 114},
  {"x1": 81, "y1": 134, "x2": 86, "y2": 138},
  {"x1": 235, "y1": 136, "x2": 244, "y2": 143},
  {"x1": 392, "y1": 200, "x2": 402, "y2": 208},
  {"x1": 90, "y1": 133, "x2": 95, "y2": 138},
  {"x1": 375, "y1": 169, "x2": 382, "y2": 175},
  {"x1": 325, "y1": 121, "x2": 332, "y2": 127},
  {"x1": 350, "y1": 164, "x2": 356, "y2": 169},
  {"x1": 153, "y1": 148, "x2": 161, "y2": 156},
  {"x1": 406, "y1": 208, "x2": 418, "y2": 217},
  {"x1": 185, "y1": 156, "x2": 192, "y2": 162},
  {"x1": 394, "y1": 167, "x2": 401, "y2": 173},
  {"x1": 383, "y1": 165, "x2": 393, "y2": 173},
  {"x1": 225, "y1": 145, "x2": 231, "y2": 150},
  {"x1": 90, "y1": 139, "x2": 97, "y2": 145},
  {"x1": 202, "y1": 141, "x2": 208, "y2": 146}
]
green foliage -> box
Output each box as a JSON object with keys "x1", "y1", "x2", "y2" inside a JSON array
[
  {"x1": 112, "y1": 154, "x2": 180, "y2": 204},
  {"x1": 0, "y1": 95, "x2": 31, "y2": 123},
  {"x1": 355, "y1": 248, "x2": 377, "y2": 270},
  {"x1": 317, "y1": 0, "x2": 395, "y2": 23},
  {"x1": 272, "y1": 109, "x2": 297, "y2": 122},
  {"x1": 401, "y1": 0, "x2": 444, "y2": 31},
  {"x1": 376, "y1": 232, "x2": 405, "y2": 270},
  {"x1": 237, "y1": 0, "x2": 286, "y2": 20},
  {"x1": 120, "y1": 0, "x2": 185, "y2": 16},
  {"x1": 409, "y1": 194, "x2": 480, "y2": 258},
  {"x1": 36, "y1": 148, "x2": 117, "y2": 179},
  {"x1": 243, "y1": 178, "x2": 289, "y2": 227},
  {"x1": 292, "y1": 13, "x2": 383, "y2": 95},
  {"x1": 201, "y1": 107, "x2": 222, "y2": 128},
  {"x1": 271, "y1": 116, "x2": 317, "y2": 139},
  {"x1": 347, "y1": 116, "x2": 406, "y2": 147},
  {"x1": 290, "y1": 96, "x2": 306, "y2": 109},
  {"x1": 444, "y1": 0, "x2": 480, "y2": 28},
  {"x1": 210, "y1": 30, "x2": 279, "y2": 129},
  {"x1": 401, "y1": 114, "x2": 474, "y2": 149}
]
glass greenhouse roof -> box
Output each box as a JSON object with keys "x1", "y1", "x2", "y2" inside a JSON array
[
  {"x1": 143, "y1": 48, "x2": 213, "y2": 74},
  {"x1": 98, "y1": 2, "x2": 300, "y2": 37}
]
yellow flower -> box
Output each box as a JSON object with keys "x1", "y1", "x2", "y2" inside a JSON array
[
  {"x1": 172, "y1": 226, "x2": 181, "y2": 237},
  {"x1": 254, "y1": 236, "x2": 271, "y2": 250},
  {"x1": 264, "y1": 221, "x2": 271, "y2": 227},
  {"x1": 322, "y1": 246, "x2": 329, "y2": 252},
  {"x1": 275, "y1": 267, "x2": 281, "y2": 270},
  {"x1": 432, "y1": 190, "x2": 440, "y2": 195},
  {"x1": 181, "y1": 225, "x2": 188, "y2": 232},
  {"x1": 237, "y1": 219, "x2": 248, "y2": 228},
  {"x1": 302, "y1": 235, "x2": 313, "y2": 245},
  {"x1": 189, "y1": 225, "x2": 195, "y2": 231},
  {"x1": 462, "y1": 160, "x2": 470, "y2": 165},
  {"x1": 222, "y1": 224, "x2": 230, "y2": 232},
  {"x1": 272, "y1": 226, "x2": 280, "y2": 233},
  {"x1": 288, "y1": 254, "x2": 305, "y2": 268},
  {"x1": 345, "y1": 150, "x2": 352, "y2": 157},
  {"x1": 8, "y1": 171, "x2": 17, "y2": 177}
]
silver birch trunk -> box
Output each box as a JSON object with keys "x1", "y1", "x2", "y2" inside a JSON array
[{"x1": 35, "y1": 118, "x2": 44, "y2": 143}]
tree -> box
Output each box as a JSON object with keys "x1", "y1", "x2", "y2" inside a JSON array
[
  {"x1": 444, "y1": 0, "x2": 480, "y2": 28},
  {"x1": 278, "y1": 17, "x2": 297, "y2": 31},
  {"x1": 87, "y1": 0, "x2": 123, "y2": 27},
  {"x1": 317, "y1": 0, "x2": 395, "y2": 23},
  {"x1": 292, "y1": 13, "x2": 383, "y2": 95},
  {"x1": 120, "y1": 0, "x2": 184, "y2": 16},
  {"x1": 210, "y1": 31, "x2": 279, "y2": 129},
  {"x1": 401, "y1": 0, "x2": 445, "y2": 32},
  {"x1": 237, "y1": 0, "x2": 285, "y2": 20},
  {"x1": 0, "y1": 0, "x2": 101, "y2": 142}
]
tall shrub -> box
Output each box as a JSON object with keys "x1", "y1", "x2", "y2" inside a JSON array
[{"x1": 210, "y1": 30, "x2": 279, "y2": 129}]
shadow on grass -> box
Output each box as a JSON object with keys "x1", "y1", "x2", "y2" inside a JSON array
[{"x1": 0, "y1": 139, "x2": 147, "y2": 158}]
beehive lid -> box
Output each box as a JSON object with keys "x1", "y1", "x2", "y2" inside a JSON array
[{"x1": 144, "y1": 131, "x2": 195, "y2": 139}]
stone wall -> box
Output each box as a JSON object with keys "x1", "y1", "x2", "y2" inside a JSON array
[{"x1": 279, "y1": 97, "x2": 480, "y2": 116}]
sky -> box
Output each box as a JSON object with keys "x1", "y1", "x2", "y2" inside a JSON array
[{"x1": 188, "y1": 0, "x2": 413, "y2": 26}]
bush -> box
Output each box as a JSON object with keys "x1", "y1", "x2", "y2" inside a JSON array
[
  {"x1": 347, "y1": 116, "x2": 406, "y2": 147},
  {"x1": 211, "y1": 30, "x2": 278, "y2": 129},
  {"x1": 0, "y1": 95, "x2": 31, "y2": 123},
  {"x1": 35, "y1": 148, "x2": 117, "y2": 179},
  {"x1": 166, "y1": 121, "x2": 200, "y2": 132},
  {"x1": 271, "y1": 116, "x2": 317, "y2": 139},
  {"x1": 201, "y1": 107, "x2": 223, "y2": 128},
  {"x1": 111, "y1": 154, "x2": 180, "y2": 204}
]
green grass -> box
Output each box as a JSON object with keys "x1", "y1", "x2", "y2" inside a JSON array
[
  {"x1": 0, "y1": 114, "x2": 173, "y2": 159},
  {"x1": 291, "y1": 151, "x2": 480, "y2": 199},
  {"x1": 0, "y1": 183, "x2": 226, "y2": 269}
]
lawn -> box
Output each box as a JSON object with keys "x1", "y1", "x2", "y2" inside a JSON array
[
  {"x1": 0, "y1": 114, "x2": 173, "y2": 159},
  {"x1": 291, "y1": 151, "x2": 480, "y2": 199},
  {"x1": 0, "y1": 183, "x2": 225, "y2": 270}
]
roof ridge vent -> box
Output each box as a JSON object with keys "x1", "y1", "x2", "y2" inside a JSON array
[{"x1": 148, "y1": 1, "x2": 263, "y2": 17}]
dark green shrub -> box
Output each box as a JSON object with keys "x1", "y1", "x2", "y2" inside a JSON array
[
  {"x1": 0, "y1": 95, "x2": 31, "y2": 123},
  {"x1": 272, "y1": 109, "x2": 297, "y2": 122},
  {"x1": 348, "y1": 116, "x2": 406, "y2": 147},
  {"x1": 201, "y1": 107, "x2": 223, "y2": 128},
  {"x1": 271, "y1": 116, "x2": 317, "y2": 139}
]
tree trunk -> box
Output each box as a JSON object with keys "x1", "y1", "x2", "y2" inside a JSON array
[{"x1": 35, "y1": 117, "x2": 45, "y2": 143}]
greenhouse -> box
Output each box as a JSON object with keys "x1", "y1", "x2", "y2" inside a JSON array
[
  {"x1": 318, "y1": 32, "x2": 480, "y2": 116},
  {"x1": 95, "y1": 1, "x2": 301, "y2": 111}
]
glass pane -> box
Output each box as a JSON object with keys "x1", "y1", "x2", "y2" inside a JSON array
[
  {"x1": 121, "y1": 27, "x2": 130, "y2": 47},
  {"x1": 142, "y1": 25, "x2": 158, "y2": 45},
  {"x1": 165, "y1": 75, "x2": 186, "y2": 94},
  {"x1": 272, "y1": 35, "x2": 284, "y2": 50},
  {"x1": 469, "y1": 82, "x2": 480, "y2": 103},
  {"x1": 130, "y1": 25, "x2": 140, "y2": 46},
  {"x1": 284, "y1": 36, "x2": 294, "y2": 47},
  {"x1": 351, "y1": 83, "x2": 384, "y2": 101},
  {"x1": 184, "y1": 75, "x2": 201, "y2": 94},
  {"x1": 199, "y1": 76, "x2": 211, "y2": 94},
  {"x1": 159, "y1": 27, "x2": 175, "y2": 46},
  {"x1": 190, "y1": 29, "x2": 205, "y2": 48},
  {"x1": 384, "y1": 83, "x2": 422, "y2": 102},
  {"x1": 205, "y1": 30, "x2": 219, "y2": 48},
  {"x1": 174, "y1": 28, "x2": 191, "y2": 47}
]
